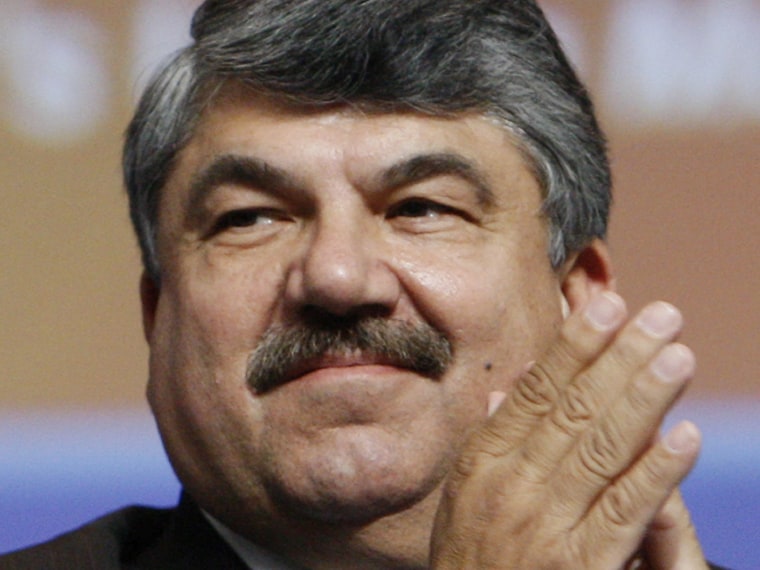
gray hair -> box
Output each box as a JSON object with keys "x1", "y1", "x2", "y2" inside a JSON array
[{"x1": 124, "y1": 0, "x2": 611, "y2": 281}]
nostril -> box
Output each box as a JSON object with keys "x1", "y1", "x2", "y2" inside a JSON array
[
  {"x1": 299, "y1": 240, "x2": 371, "y2": 310},
  {"x1": 299, "y1": 303, "x2": 393, "y2": 325},
  {"x1": 285, "y1": 226, "x2": 402, "y2": 318}
]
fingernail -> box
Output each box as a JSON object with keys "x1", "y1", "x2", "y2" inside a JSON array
[
  {"x1": 650, "y1": 344, "x2": 695, "y2": 383},
  {"x1": 635, "y1": 302, "x2": 682, "y2": 338},
  {"x1": 663, "y1": 421, "x2": 700, "y2": 454},
  {"x1": 583, "y1": 292, "x2": 625, "y2": 331},
  {"x1": 487, "y1": 391, "x2": 507, "y2": 417}
]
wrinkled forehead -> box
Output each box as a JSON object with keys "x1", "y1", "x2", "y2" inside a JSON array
[
  {"x1": 168, "y1": 82, "x2": 541, "y2": 202},
  {"x1": 179, "y1": 81, "x2": 540, "y2": 186}
]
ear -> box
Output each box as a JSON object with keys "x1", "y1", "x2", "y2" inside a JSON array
[
  {"x1": 559, "y1": 239, "x2": 615, "y2": 313},
  {"x1": 139, "y1": 272, "x2": 160, "y2": 343}
]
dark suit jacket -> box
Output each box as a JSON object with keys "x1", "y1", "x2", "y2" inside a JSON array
[
  {"x1": 0, "y1": 493, "x2": 731, "y2": 569},
  {"x1": 0, "y1": 495, "x2": 248, "y2": 570}
]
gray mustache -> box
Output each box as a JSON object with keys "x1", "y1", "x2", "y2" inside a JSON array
[{"x1": 247, "y1": 317, "x2": 452, "y2": 393}]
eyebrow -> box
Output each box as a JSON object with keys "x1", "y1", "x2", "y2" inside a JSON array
[
  {"x1": 186, "y1": 154, "x2": 303, "y2": 218},
  {"x1": 380, "y1": 152, "x2": 496, "y2": 208},
  {"x1": 185, "y1": 150, "x2": 497, "y2": 219}
]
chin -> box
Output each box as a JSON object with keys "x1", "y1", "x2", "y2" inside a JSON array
[
  {"x1": 266, "y1": 475, "x2": 439, "y2": 525},
  {"x1": 261, "y1": 428, "x2": 452, "y2": 525}
]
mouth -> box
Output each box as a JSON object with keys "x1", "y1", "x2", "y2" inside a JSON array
[
  {"x1": 246, "y1": 317, "x2": 453, "y2": 394},
  {"x1": 279, "y1": 350, "x2": 409, "y2": 386}
]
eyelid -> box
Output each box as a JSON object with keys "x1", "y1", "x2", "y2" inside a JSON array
[
  {"x1": 388, "y1": 196, "x2": 476, "y2": 223},
  {"x1": 391, "y1": 198, "x2": 450, "y2": 214},
  {"x1": 206, "y1": 207, "x2": 286, "y2": 238}
]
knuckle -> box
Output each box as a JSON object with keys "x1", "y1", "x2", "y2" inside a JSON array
[
  {"x1": 554, "y1": 325, "x2": 601, "y2": 367},
  {"x1": 600, "y1": 477, "x2": 642, "y2": 527},
  {"x1": 451, "y1": 442, "x2": 489, "y2": 481},
  {"x1": 551, "y1": 380, "x2": 596, "y2": 435},
  {"x1": 625, "y1": 380, "x2": 659, "y2": 417},
  {"x1": 514, "y1": 364, "x2": 559, "y2": 413},
  {"x1": 568, "y1": 542, "x2": 594, "y2": 570},
  {"x1": 578, "y1": 422, "x2": 623, "y2": 480},
  {"x1": 599, "y1": 345, "x2": 638, "y2": 379},
  {"x1": 638, "y1": 450, "x2": 671, "y2": 488},
  {"x1": 605, "y1": 331, "x2": 660, "y2": 374},
  {"x1": 515, "y1": 445, "x2": 555, "y2": 483},
  {"x1": 451, "y1": 452, "x2": 477, "y2": 482}
]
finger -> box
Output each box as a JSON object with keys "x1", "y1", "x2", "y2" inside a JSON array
[
  {"x1": 486, "y1": 361, "x2": 532, "y2": 416},
  {"x1": 580, "y1": 421, "x2": 701, "y2": 564},
  {"x1": 474, "y1": 291, "x2": 627, "y2": 457},
  {"x1": 553, "y1": 342, "x2": 695, "y2": 511},
  {"x1": 517, "y1": 301, "x2": 684, "y2": 480},
  {"x1": 643, "y1": 489, "x2": 709, "y2": 569}
]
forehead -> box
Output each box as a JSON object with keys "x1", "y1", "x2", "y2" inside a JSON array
[{"x1": 166, "y1": 85, "x2": 542, "y2": 207}]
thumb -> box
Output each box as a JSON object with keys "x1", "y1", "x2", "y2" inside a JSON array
[{"x1": 643, "y1": 489, "x2": 709, "y2": 569}]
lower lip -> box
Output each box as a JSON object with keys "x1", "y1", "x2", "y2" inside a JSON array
[
  {"x1": 290, "y1": 364, "x2": 408, "y2": 386},
  {"x1": 269, "y1": 365, "x2": 422, "y2": 418}
]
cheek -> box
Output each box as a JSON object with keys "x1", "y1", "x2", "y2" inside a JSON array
[
  {"x1": 146, "y1": 245, "x2": 292, "y2": 431},
  {"x1": 172, "y1": 257, "x2": 286, "y2": 348},
  {"x1": 402, "y1": 246, "x2": 551, "y2": 340},
  {"x1": 399, "y1": 244, "x2": 560, "y2": 392},
  {"x1": 146, "y1": 267, "x2": 275, "y2": 420},
  {"x1": 146, "y1": 277, "x2": 275, "y2": 497}
]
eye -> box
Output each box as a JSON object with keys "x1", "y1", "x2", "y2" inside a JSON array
[
  {"x1": 387, "y1": 198, "x2": 457, "y2": 219},
  {"x1": 211, "y1": 208, "x2": 281, "y2": 234}
]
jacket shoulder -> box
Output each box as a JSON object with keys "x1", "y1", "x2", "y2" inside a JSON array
[{"x1": 0, "y1": 504, "x2": 173, "y2": 570}]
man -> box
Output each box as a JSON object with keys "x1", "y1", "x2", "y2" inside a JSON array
[{"x1": 1, "y1": 1, "x2": 727, "y2": 568}]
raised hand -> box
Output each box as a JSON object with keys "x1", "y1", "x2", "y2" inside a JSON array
[{"x1": 431, "y1": 292, "x2": 709, "y2": 570}]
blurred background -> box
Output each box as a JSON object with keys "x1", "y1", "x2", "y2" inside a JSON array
[{"x1": 1, "y1": 0, "x2": 758, "y2": 567}]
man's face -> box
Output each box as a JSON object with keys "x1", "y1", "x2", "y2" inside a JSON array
[{"x1": 143, "y1": 86, "x2": 567, "y2": 529}]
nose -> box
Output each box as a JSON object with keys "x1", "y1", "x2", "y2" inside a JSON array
[{"x1": 284, "y1": 212, "x2": 401, "y2": 318}]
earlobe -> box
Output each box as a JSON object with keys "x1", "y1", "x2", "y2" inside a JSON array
[
  {"x1": 139, "y1": 272, "x2": 160, "y2": 343},
  {"x1": 560, "y1": 239, "x2": 615, "y2": 314}
]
